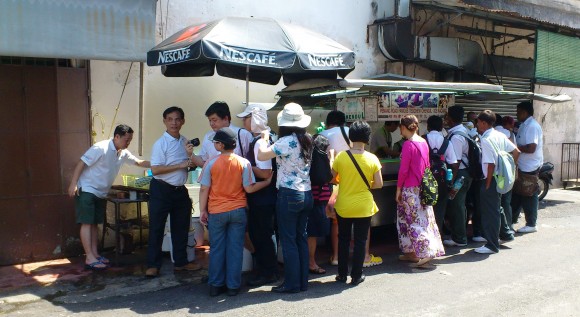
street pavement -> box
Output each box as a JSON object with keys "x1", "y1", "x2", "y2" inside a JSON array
[{"x1": 1, "y1": 188, "x2": 580, "y2": 316}]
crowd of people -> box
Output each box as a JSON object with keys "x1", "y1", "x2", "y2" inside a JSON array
[{"x1": 68, "y1": 99, "x2": 543, "y2": 296}]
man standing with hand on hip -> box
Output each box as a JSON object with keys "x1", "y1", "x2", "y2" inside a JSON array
[
  {"x1": 146, "y1": 106, "x2": 201, "y2": 277},
  {"x1": 68, "y1": 124, "x2": 150, "y2": 270},
  {"x1": 512, "y1": 101, "x2": 543, "y2": 233}
]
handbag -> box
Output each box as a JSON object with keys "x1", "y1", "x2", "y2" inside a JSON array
[
  {"x1": 410, "y1": 141, "x2": 438, "y2": 206},
  {"x1": 513, "y1": 170, "x2": 539, "y2": 196}
]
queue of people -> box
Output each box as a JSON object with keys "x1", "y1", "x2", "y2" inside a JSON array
[{"x1": 68, "y1": 99, "x2": 543, "y2": 296}]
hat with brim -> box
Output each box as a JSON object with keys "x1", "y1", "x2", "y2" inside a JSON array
[
  {"x1": 277, "y1": 103, "x2": 311, "y2": 128},
  {"x1": 236, "y1": 102, "x2": 275, "y2": 118},
  {"x1": 210, "y1": 127, "x2": 237, "y2": 146}
]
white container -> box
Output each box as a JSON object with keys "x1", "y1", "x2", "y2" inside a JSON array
[
  {"x1": 163, "y1": 231, "x2": 196, "y2": 263},
  {"x1": 242, "y1": 247, "x2": 253, "y2": 272}
]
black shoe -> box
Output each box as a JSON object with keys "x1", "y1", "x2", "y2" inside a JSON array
[
  {"x1": 247, "y1": 274, "x2": 278, "y2": 287},
  {"x1": 271, "y1": 284, "x2": 300, "y2": 294},
  {"x1": 350, "y1": 274, "x2": 366, "y2": 286},
  {"x1": 227, "y1": 288, "x2": 240, "y2": 296},
  {"x1": 335, "y1": 275, "x2": 347, "y2": 283},
  {"x1": 209, "y1": 285, "x2": 227, "y2": 297}
]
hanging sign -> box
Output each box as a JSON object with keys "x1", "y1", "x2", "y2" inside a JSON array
[{"x1": 377, "y1": 92, "x2": 453, "y2": 120}]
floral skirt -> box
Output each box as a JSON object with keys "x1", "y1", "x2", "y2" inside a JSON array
[{"x1": 396, "y1": 186, "x2": 445, "y2": 258}]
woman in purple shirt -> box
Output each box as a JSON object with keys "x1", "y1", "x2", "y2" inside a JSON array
[{"x1": 395, "y1": 115, "x2": 445, "y2": 267}]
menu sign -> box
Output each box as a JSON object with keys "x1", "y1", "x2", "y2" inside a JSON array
[{"x1": 377, "y1": 93, "x2": 453, "y2": 121}]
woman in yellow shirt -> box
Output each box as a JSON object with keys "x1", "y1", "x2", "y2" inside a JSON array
[{"x1": 331, "y1": 120, "x2": 383, "y2": 285}]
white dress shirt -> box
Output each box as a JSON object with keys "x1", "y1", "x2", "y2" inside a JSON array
[
  {"x1": 446, "y1": 124, "x2": 470, "y2": 170},
  {"x1": 425, "y1": 130, "x2": 457, "y2": 164},
  {"x1": 151, "y1": 132, "x2": 189, "y2": 186},
  {"x1": 199, "y1": 124, "x2": 253, "y2": 161},
  {"x1": 516, "y1": 116, "x2": 543, "y2": 172}
]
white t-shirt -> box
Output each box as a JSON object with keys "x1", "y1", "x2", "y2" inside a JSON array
[
  {"x1": 199, "y1": 124, "x2": 253, "y2": 161},
  {"x1": 446, "y1": 124, "x2": 470, "y2": 170},
  {"x1": 78, "y1": 139, "x2": 139, "y2": 198},
  {"x1": 253, "y1": 138, "x2": 272, "y2": 169},
  {"x1": 425, "y1": 131, "x2": 457, "y2": 164},
  {"x1": 151, "y1": 132, "x2": 189, "y2": 186},
  {"x1": 516, "y1": 116, "x2": 543, "y2": 172},
  {"x1": 320, "y1": 126, "x2": 350, "y2": 154},
  {"x1": 480, "y1": 128, "x2": 517, "y2": 179}
]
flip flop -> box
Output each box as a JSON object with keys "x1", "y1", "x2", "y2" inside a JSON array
[
  {"x1": 84, "y1": 261, "x2": 107, "y2": 271},
  {"x1": 97, "y1": 256, "x2": 110, "y2": 265},
  {"x1": 309, "y1": 267, "x2": 326, "y2": 274}
]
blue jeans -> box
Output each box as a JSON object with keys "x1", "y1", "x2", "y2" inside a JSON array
[
  {"x1": 276, "y1": 187, "x2": 312, "y2": 291},
  {"x1": 207, "y1": 208, "x2": 247, "y2": 289}
]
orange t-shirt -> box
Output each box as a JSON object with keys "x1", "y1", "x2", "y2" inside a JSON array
[{"x1": 199, "y1": 153, "x2": 254, "y2": 213}]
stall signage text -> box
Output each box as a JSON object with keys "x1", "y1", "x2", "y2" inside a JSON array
[{"x1": 158, "y1": 48, "x2": 191, "y2": 64}]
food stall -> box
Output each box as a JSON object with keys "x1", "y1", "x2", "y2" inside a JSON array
[{"x1": 276, "y1": 78, "x2": 571, "y2": 227}]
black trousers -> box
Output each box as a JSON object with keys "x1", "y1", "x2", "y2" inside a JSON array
[
  {"x1": 247, "y1": 203, "x2": 278, "y2": 277},
  {"x1": 337, "y1": 214, "x2": 371, "y2": 279},
  {"x1": 147, "y1": 178, "x2": 192, "y2": 268}
]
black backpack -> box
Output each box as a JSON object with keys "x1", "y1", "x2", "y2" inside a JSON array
[
  {"x1": 310, "y1": 134, "x2": 333, "y2": 186},
  {"x1": 447, "y1": 131, "x2": 484, "y2": 180},
  {"x1": 424, "y1": 134, "x2": 450, "y2": 185}
]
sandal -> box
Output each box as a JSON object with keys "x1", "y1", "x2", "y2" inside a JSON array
[
  {"x1": 84, "y1": 261, "x2": 107, "y2": 271},
  {"x1": 329, "y1": 256, "x2": 338, "y2": 266},
  {"x1": 363, "y1": 254, "x2": 383, "y2": 268},
  {"x1": 97, "y1": 256, "x2": 110, "y2": 265},
  {"x1": 309, "y1": 267, "x2": 326, "y2": 274}
]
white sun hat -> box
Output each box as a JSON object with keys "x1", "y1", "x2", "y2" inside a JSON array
[{"x1": 277, "y1": 103, "x2": 311, "y2": 128}]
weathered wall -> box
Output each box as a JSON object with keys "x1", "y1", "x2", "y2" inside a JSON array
[{"x1": 534, "y1": 85, "x2": 580, "y2": 188}]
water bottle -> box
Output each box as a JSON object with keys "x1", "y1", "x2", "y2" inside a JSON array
[
  {"x1": 446, "y1": 169, "x2": 453, "y2": 182},
  {"x1": 448, "y1": 176, "x2": 465, "y2": 200}
]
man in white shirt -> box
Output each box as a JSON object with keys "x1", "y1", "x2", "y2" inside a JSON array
[
  {"x1": 443, "y1": 106, "x2": 474, "y2": 247},
  {"x1": 146, "y1": 107, "x2": 201, "y2": 277},
  {"x1": 474, "y1": 110, "x2": 520, "y2": 254},
  {"x1": 68, "y1": 124, "x2": 150, "y2": 270},
  {"x1": 425, "y1": 115, "x2": 458, "y2": 239},
  {"x1": 511, "y1": 101, "x2": 543, "y2": 233},
  {"x1": 191, "y1": 102, "x2": 254, "y2": 167}
]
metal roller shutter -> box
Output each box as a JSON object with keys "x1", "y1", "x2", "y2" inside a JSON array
[{"x1": 455, "y1": 75, "x2": 531, "y2": 120}]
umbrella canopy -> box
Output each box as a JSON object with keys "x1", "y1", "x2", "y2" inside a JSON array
[{"x1": 146, "y1": 16, "x2": 355, "y2": 86}]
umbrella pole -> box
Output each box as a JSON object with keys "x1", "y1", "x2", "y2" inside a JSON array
[{"x1": 245, "y1": 64, "x2": 249, "y2": 105}]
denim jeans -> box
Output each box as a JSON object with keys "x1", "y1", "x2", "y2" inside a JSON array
[
  {"x1": 208, "y1": 208, "x2": 247, "y2": 289},
  {"x1": 276, "y1": 187, "x2": 312, "y2": 291}
]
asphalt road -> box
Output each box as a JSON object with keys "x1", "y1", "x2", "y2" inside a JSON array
[{"x1": 3, "y1": 188, "x2": 580, "y2": 317}]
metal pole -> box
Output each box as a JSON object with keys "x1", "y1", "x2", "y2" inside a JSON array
[{"x1": 246, "y1": 64, "x2": 250, "y2": 105}]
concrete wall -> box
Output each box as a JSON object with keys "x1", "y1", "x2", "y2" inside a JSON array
[
  {"x1": 534, "y1": 84, "x2": 580, "y2": 188},
  {"x1": 90, "y1": 0, "x2": 387, "y2": 179}
]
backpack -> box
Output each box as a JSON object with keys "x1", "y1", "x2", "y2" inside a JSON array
[
  {"x1": 423, "y1": 134, "x2": 450, "y2": 186},
  {"x1": 410, "y1": 142, "x2": 438, "y2": 206},
  {"x1": 447, "y1": 130, "x2": 484, "y2": 180},
  {"x1": 310, "y1": 134, "x2": 333, "y2": 186},
  {"x1": 487, "y1": 138, "x2": 516, "y2": 194}
]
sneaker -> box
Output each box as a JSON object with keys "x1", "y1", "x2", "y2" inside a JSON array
[
  {"x1": 363, "y1": 254, "x2": 383, "y2": 267},
  {"x1": 443, "y1": 239, "x2": 467, "y2": 247},
  {"x1": 472, "y1": 236, "x2": 487, "y2": 242},
  {"x1": 174, "y1": 262, "x2": 202, "y2": 272},
  {"x1": 517, "y1": 226, "x2": 537, "y2": 233},
  {"x1": 474, "y1": 246, "x2": 497, "y2": 254}
]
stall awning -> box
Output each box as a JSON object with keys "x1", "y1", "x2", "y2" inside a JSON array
[
  {"x1": 0, "y1": 0, "x2": 156, "y2": 62},
  {"x1": 413, "y1": 0, "x2": 580, "y2": 33}
]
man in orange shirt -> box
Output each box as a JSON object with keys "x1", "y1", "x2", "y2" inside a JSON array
[{"x1": 199, "y1": 128, "x2": 271, "y2": 297}]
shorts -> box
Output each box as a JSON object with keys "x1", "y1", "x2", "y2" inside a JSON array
[
  {"x1": 307, "y1": 203, "x2": 330, "y2": 237},
  {"x1": 75, "y1": 191, "x2": 106, "y2": 224}
]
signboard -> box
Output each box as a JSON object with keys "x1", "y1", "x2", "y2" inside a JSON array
[
  {"x1": 377, "y1": 92, "x2": 453, "y2": 121},
  {"x1": 337, "y1": 97, "x2": 365, "y2": 121}
]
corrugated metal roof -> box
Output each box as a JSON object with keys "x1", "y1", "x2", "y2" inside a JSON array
[{"x1": 414, "y1": 0, "x2": 580, "y2": 32}]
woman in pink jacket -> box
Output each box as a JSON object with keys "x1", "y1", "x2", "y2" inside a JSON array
[{"x1": 395, "y1": 115, "x2": 445, "y2": 267}]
